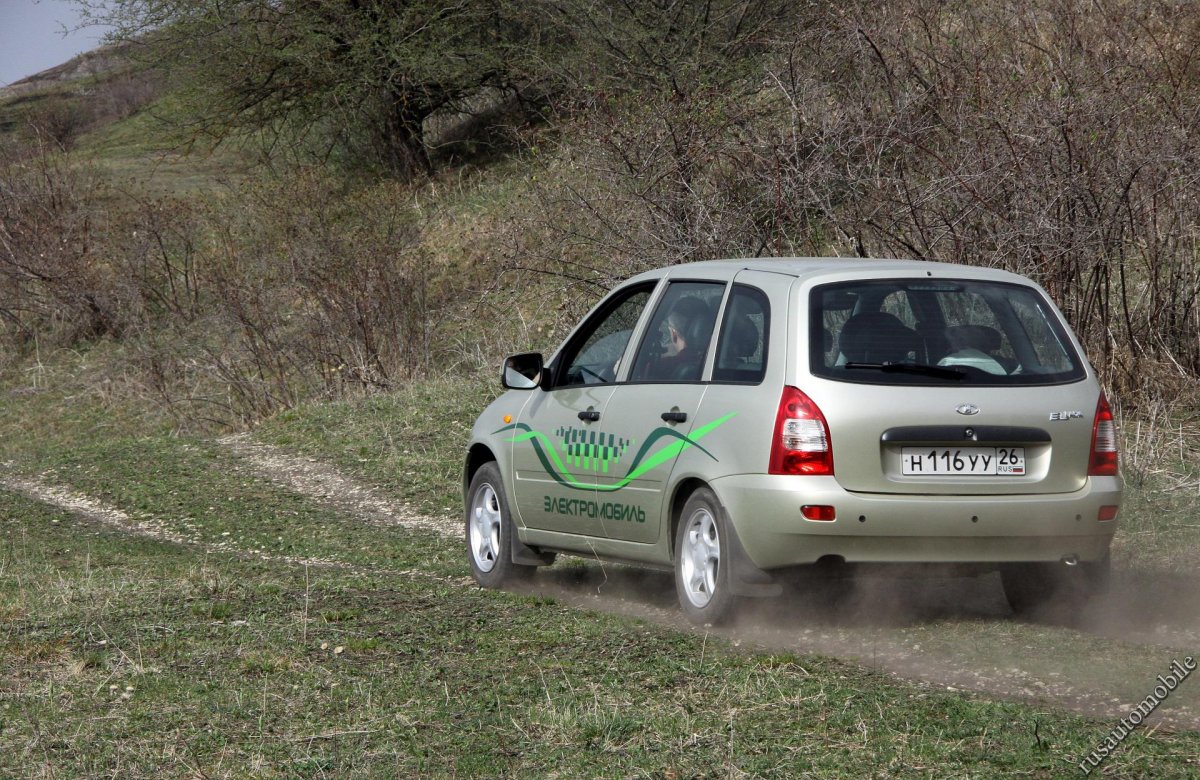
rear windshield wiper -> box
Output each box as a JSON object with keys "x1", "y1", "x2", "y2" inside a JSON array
[{"x1": 843, "y1": 362, "x2": 967, "y2": 380}]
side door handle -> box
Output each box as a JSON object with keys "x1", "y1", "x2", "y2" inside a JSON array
[
  {"x1": 578, "y1": 409, "x2": 601, "y2": 422},
  {"x1": 660, "y1": 411, "x2": 688, "y2": 424}
]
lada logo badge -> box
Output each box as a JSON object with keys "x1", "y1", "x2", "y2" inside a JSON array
[{"x1": 955, "y1": 403, "x2": 980, "y2": 416}]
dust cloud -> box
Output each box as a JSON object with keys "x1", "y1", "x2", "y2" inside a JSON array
[{"x1": 516, "y1": 562, "x2": 1200, "y2": 731}]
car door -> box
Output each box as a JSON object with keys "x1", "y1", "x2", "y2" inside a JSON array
[
  {"x1": 596, "y1": 280, "x2": 728, "y2": 544},
  {"x1": 509, "y1": 282, "x2": 657, "y2": 538}
]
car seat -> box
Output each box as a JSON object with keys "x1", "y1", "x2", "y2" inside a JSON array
[
  {"x1": 939, "y1": 324, "x2": 1011, "y2": 374},
  {"x1": 838, "y1": 312, "x2": 923, "y2": 364},
  {"x1": 944, "y1": 324, "x2": 1002, "y2": 354},
  {"x1": 713, "y1": 313, "x2": 761, "y2": 381}
]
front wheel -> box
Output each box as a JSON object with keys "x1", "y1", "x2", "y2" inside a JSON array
[
  {"x1": 674, "y1": 488, "x2": 737, "y2": 626},
  {"x1": 466, "y1": 462, "x2": 533, "y2": 588}
]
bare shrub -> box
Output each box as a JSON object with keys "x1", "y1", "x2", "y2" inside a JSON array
[
  {"x1": 192, "y1": 171, "x2": 436, "y2": 420},
  {"x1": 24, "y1": 96, "x2": 91, "y2": 151},
  {"x1": 0, "y1": 144, "x2": 445, "y2": 425},
  {"x1": 0, "y1": 142, "x2": 123, "y2": 346},
  {"x1": 7, "y1": 0, "x2": 1200, "y2": 425},
  {"x1": 522, "y1": 0, "x2": 1200, "y2": 402},
  {"x1": 512, "y1": 94, "x2": 787, "y2": 300},
  {"x1": 813, "y1": 0, "x2": 1200, "y2": 397},
  {"x1": 99, "y1": 70, "x2": 160, "y2": 121},
  {"x1": 118, "y1": 196, "x2": 204, "y2": 324}
]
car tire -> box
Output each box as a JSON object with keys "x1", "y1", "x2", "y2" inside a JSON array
[
  {"x1": 466, "y1": 462, "x2": 533, "y2": 588},
  {"x1": 1000, "y1": 554, "x2": 1110, "y2": 620},
  {"x1": 674, "y1": 488, "x2": 737, "y2": 626}
]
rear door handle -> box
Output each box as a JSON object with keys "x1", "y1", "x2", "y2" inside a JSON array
[
  {"x1": 578, "y1": 410, "x2": 601, "y2": 422},
  {"x1": 660, "y1": 411, "x2": 688, "y2": 424}
]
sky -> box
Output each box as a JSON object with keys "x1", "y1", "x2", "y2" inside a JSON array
[{"x1": 0, "y1": 0, "x2": 113, "y2": 87}]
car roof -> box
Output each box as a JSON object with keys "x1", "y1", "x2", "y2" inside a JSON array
[{"x1": 626, "y1": 257, "x2": 1033, "y2": 286}]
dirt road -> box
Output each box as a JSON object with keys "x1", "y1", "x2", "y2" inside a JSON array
[{"x1": 7, "y1": 435, "x2": 1198, "y2": 733}]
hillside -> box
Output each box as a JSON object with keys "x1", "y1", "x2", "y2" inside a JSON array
[
  {"x1": 0, "y1": 43, "x2": 138, "y2": 139},
  {"x1": 1, "y1": 1, "x2": 1197, "y2": 431},
  {"x1": 2, "y1": 3, "x2": 1200, "y2": 776},
  {"x1": 0, "y1": 44, "x2": 128, "y2": 99}
]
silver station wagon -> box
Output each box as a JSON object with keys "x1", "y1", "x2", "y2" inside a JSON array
[{"x1": 463, "y1": 259, "x2": 1123, "y2": 624}]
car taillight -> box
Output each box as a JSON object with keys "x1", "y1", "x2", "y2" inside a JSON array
[
  {"x1": 1088, "y1": 391, "x2": 1119, "y2": 476},
  {"x1": 769, "y1": 386, "x2": 833, "y2": 476}
]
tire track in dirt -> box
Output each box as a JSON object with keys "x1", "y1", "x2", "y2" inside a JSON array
[
  {"x1": 212, "y1": 435, "x2": 1200, "y2": 730},
  {"x1": 0, "y1": 473, "x2": 469, "y2": 588},
  {"x1": 16, "y1": 438, "x2": 1198, "y2": 733},
  {"x1": 212, "y1": 437, "x2": 686, "y2": 624},
  {"x1": 218, "y1": 433, "x2": 461, "y2": 538},
  {"x1": 2, "y1": 475, "x2": 198, "y2": 548},
  {"x1": 524, "y1": 564, "x2": 1200, "y2": 731}
]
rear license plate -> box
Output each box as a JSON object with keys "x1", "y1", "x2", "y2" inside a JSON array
[{"x1": 901, "y1": 447, "x2": 1025, "y2": 476}]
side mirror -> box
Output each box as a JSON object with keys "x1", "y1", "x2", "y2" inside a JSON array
[{"x1": 502, "y1": 352, "x2": 544, "y2": 390}]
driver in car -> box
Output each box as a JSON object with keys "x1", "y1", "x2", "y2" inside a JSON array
[{"x1": 655, "y1": 297, "x2": 715, "y2": 381}]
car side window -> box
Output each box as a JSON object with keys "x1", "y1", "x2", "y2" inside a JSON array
[
  {"x1": 713, "y1": 285, "x2": 769, "y2": 383},
  {"x1": 630, "y1": 281, "x2": 725, "y2": 382},
  {"x1": 558, "y1": 284, "x2": 653, "y2": 387}
]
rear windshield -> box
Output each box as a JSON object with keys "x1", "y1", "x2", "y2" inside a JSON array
[{"x1": 810, "y1": 279, "x2": 1087, "y2": 386}]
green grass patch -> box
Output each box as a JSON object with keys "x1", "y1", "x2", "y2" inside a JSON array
[
  {"x1": 0, "y1": 357, "x2": 459, "y2": 575},
  {"x1": 256, "y1": 376, "x2": 498, "y2": 515},
  {"x1": 5, "y1": 490, "x2": 1200, "y2": 778},
  {"x1": 29, "y1": 434, "x2": 458, "y2": 575},
  {"x1": 3, "y1": 361, "x2": 1200, "y2": 776},
  {"x1": 1111, "y1": 466, "x2": 1200, "y2": 572},
  {"x1": 67, "y1": 86, "x2": 255, "y2": 195}
]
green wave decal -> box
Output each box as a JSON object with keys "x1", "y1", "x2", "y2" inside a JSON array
[{"x1": 495, "y1": 412, "x2": 736, "y2": 492}]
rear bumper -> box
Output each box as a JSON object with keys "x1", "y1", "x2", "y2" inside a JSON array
[{"x1": 711, "y1": 474, "x2": 1122, "y2": 570}]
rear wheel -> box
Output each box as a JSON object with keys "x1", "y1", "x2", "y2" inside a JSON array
[
  {"x1": 466, "y1": 462, "x2": 533, "y2": 588},
  {"x1": 1000, "y1": 554, "x2": 1110, "y2": 620},
  {"x1": 674, "y1": 488, "x2": 737, "y2": 626}
]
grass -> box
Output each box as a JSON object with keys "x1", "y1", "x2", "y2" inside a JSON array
[
  {"x1": 70, "y1": 116, "x2": 252, "y2": 201},
  {"x1": 250, "y1": 378, "x2": 1200, "y2": 720},
  {"x1": 2, "y1": 353, "x2": 1200, "y2": 776},
  {"x1": 0, "y1": 73, "x2": 253, "y2": 197},
  {"x1": 5, "y1": 490, "x2": 1200, "y2": 778},
  {"x1": 74, "y1": 100, "x2": 256, "y2": 196},
  {"x1": 256, "y1": 376, "x2": 498, "y2": 516},
  {"x1": 1110, "y1": 464, "x2": 1200, "y2": 572}
]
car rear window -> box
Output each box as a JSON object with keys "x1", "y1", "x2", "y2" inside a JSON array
[{"x1": 810, "y1": 279, "x2": 1087, "y2": 385}]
